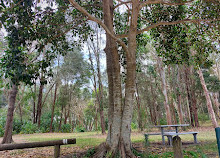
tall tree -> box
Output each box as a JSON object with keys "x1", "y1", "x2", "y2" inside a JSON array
[{"x1": 68, "y1": 0, "x2": 219, "y2": 156}]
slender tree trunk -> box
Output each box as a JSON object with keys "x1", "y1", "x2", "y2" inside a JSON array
[
  {"x1": 17, "y1": 86, "x2": 25, "y2": 124},
  {"x1": 31, "y1": 83, "x2": 37, "y2": 124},
  {"x1": 64, "y1": 104, "x2": 70, "y2": 124},
  {"x1": 184, "y1": 66, "x2": 194, "y2": 127},
  {"x1": 189, "y1": 67, "x2": 199, "y2": 127},
  {"x1": 36, "y1": 82, "x2": 44, "y2": 128},
  {"x1": 157, "y1": 57, "x2": 172, "y2": 125},
  {"x1": 136, "y1": 83, "x2": 143, "y2": 131},
  {"x1": 177, "y1": 66, "x2": 184, "y2": 124},
  {"x1": 18, "y1": 102, "x2": 23, "y2": 124},
  {"x1": 58, "y1": 104, "x2": 64, "y2": 131},
  {"x1": 170, "y1": 97, "x2": 177, "y2": 124},
  {"x1": 97, "y1": 53, "x2": 106, "y2": 135},
  {"x1": 198, "y1": 68, "x2": 218, "y2": 128},
  {"x1": 213, "y1": 93, "x2": 220, "y2": 119},
  {"x1": 2, "y1": 84, "x2": 18, "y2": 144},
  {"x1": 50, "y1": 83, "x2": 58, "y2": 132}
]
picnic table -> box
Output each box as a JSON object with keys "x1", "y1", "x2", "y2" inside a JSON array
[
  {"x1": 155, "y1": 124, "x2": 189, "y2": 145},
  {"x1": 145, "y1": 124, "x2": 198, "y2": 146}
]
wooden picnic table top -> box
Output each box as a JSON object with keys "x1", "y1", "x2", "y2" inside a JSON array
[{"x1": 155, "y1": 124, "x2": 189, "y2": 128}]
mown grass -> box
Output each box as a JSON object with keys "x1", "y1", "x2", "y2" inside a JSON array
[{"x1": 1, "y1": 125, "x2": 218, "y2": 157}]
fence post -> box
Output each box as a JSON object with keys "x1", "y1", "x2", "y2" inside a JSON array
[
  {"x1": 215, "y1": 127, "x2": 220, "y2": 157},
  {"x1": 173, "y1": 136, "x2": 183, "y2": 158},
  {"x1": 54, "y1": 145, "x2": 60, "y2": 158}
]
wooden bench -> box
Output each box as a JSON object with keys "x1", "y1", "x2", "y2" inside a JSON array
[
  {"x1": 0, "y1": 138, "x2": 76, "y2": 158},
  {"x1": 163, "y1": 132, "x2": 198, "y2": 146}
]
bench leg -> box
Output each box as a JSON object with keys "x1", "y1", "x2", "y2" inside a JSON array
[
  {"x1": 54, "y1": 145, "x2": 60, "y2": 158},
  {"x1": 167, "y1": 136, "x2": 173, "y2": 147},
  {"x1": 144, "y1": 134, "x2": 149, "y2": 146},
  {"x1": 193, "y1": 133, "x2": 198, "y2": 144},
  {"x1": 161, "y1": 127, "x2": 165, "y2": 145}
]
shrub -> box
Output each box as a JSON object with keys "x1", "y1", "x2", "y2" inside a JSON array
[
  {"x1": 131, "y1": 122, "x2": 137, "y2": 130},
  {"x1": 13, "y1": 119, "x2": 23, "y2": 134},
  {"x1": 20, "y1": 122, "x2": 38, "y2": 134},
  {"x1": 0, "y1": 117, "x2": 6, "y2": 137},
  {"x1": 61, "y1": 124, "x2": 72, "y2": 133},
  {"x1": 75, "y1": 126, "x2": 85, "y2": 132}
]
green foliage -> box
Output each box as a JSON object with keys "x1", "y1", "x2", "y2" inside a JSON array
[
  {"x1": 0, "y1": 117, "x2": 6, "y2": 137},
  {"x1": 75, "y1": 125, "x2": 86, "y2": 132},
  {"x1": 131, "y1": 122, "x2": 138, "y2": 130},
  {"x1": 198, "y1": 113, "x2": 210, "y2": 123},
  {"x1": 12, "y1": 119, "x2": 23, "y2": 134},
  {"x1": 159, "y1": 118, "x2": 167, "y2": 125},
  {"x1": 20, "y1": 122, "x2": 38, "y2": 134},
  {"x1": 60, "y1": 124, "x2": 72, "y2": 133}
]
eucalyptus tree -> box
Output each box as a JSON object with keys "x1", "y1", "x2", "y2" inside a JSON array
[
  {"x1": 66, "y1": 0, "x2": 219, "y2": 156},
  {"x1": 87, "y1": 24, "x2": 107, "y2": 134}
]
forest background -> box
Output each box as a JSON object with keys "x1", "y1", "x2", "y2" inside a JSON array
[{"x1": 0, "y1": 0, "x2": 219, "y2": 157}]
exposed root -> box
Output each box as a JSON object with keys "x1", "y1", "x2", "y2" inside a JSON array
[
  {"x1": 72, "y1": 142, "x2": 138, "y2": 158},
  {"x1": 92, "y1": 142, "x2": 107, "y2": 158}
]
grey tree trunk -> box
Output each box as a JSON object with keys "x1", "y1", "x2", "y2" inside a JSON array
[
  {"x1": 198, "y1": 68, "x2": 218, "y2": 128},
  {"x1": 2, "y1": 84, "x2": 18, "y2": 144},
  {"x1": 157, "y1": 57, "x2": 172, "y2": 125},
  {"x1": 50, "y1": 83, "x2": 58, "y2": 132},
  {"x1": 213, "y1": 93, "x2": 220, "y2": 119}
]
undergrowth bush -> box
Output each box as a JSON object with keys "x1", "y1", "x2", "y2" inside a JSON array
[
  {"x1": 20, "y1": 122, "x2": 38, "y2": 134},
  {"x1": 60, "y1": 124, "x2": 72, "y2": 133}
]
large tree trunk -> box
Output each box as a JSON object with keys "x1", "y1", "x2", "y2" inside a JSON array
[
  {"x1": 198, "y1": 68, "x2": 218, "y2": 128},
  {"x1": 69, "y1": 0, "x2": 137, "y2": 157},
  {"x1": 2, "y1": 84, "x2": 18, "y2": 144},
  {"x1": 104, "y1": 0, "x2": 121, "y2": 153}
]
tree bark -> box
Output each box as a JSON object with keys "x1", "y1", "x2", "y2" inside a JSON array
[
  {"x1": 96, "y1": 51, "x2": 106, "y2": 135},
  {"x1": 58, "y1": 104, "x2": 64, "y2": 131},
  {"x1": 2, "y1": 84, "x2": 18, "y2": 144},
  {"x1": 36, "y1": 81, "x2": 44, "y2": 128},
  {"x1": 50, "y1": 82, "x2": 58, "y2": 132},
  {"x1": 157, "y1": 57, "x2": 172, "y2": 125},
  {"x1": 31, "y1": 83, "x2": 37, "y2": 124},
  {"x1": 136, "y1": 83, "x2": 143, "y2": 131},
  {"x1": 213, "y1": 93, "x2": 220, "y2": 119},
  {"x1": 198, "y1": 68, "x2": 218, "y2": 128},
  {"x1": 176, "y1": 66, "x2": 184, "y2": 124},
  {"x1": 184, "y1": 66, "x2": 195, "y2": 127}
]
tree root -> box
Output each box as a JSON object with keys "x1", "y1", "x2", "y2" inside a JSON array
[{"x1": 91, "y1": 142, "x2": 107, "y2": 158}]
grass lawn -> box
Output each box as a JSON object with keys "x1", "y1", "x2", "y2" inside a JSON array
[{"x1": 0, "y1": 125, "x2": 219, "y2": 158}]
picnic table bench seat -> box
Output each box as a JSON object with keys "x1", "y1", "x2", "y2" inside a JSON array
[{"x1": 163, "y1": 131, "x2": 198, "y2": 146}]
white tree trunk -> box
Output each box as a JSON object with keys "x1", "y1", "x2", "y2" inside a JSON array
[{"x1": 157, "y1": 57, "x2": 172, "y2": 125}]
